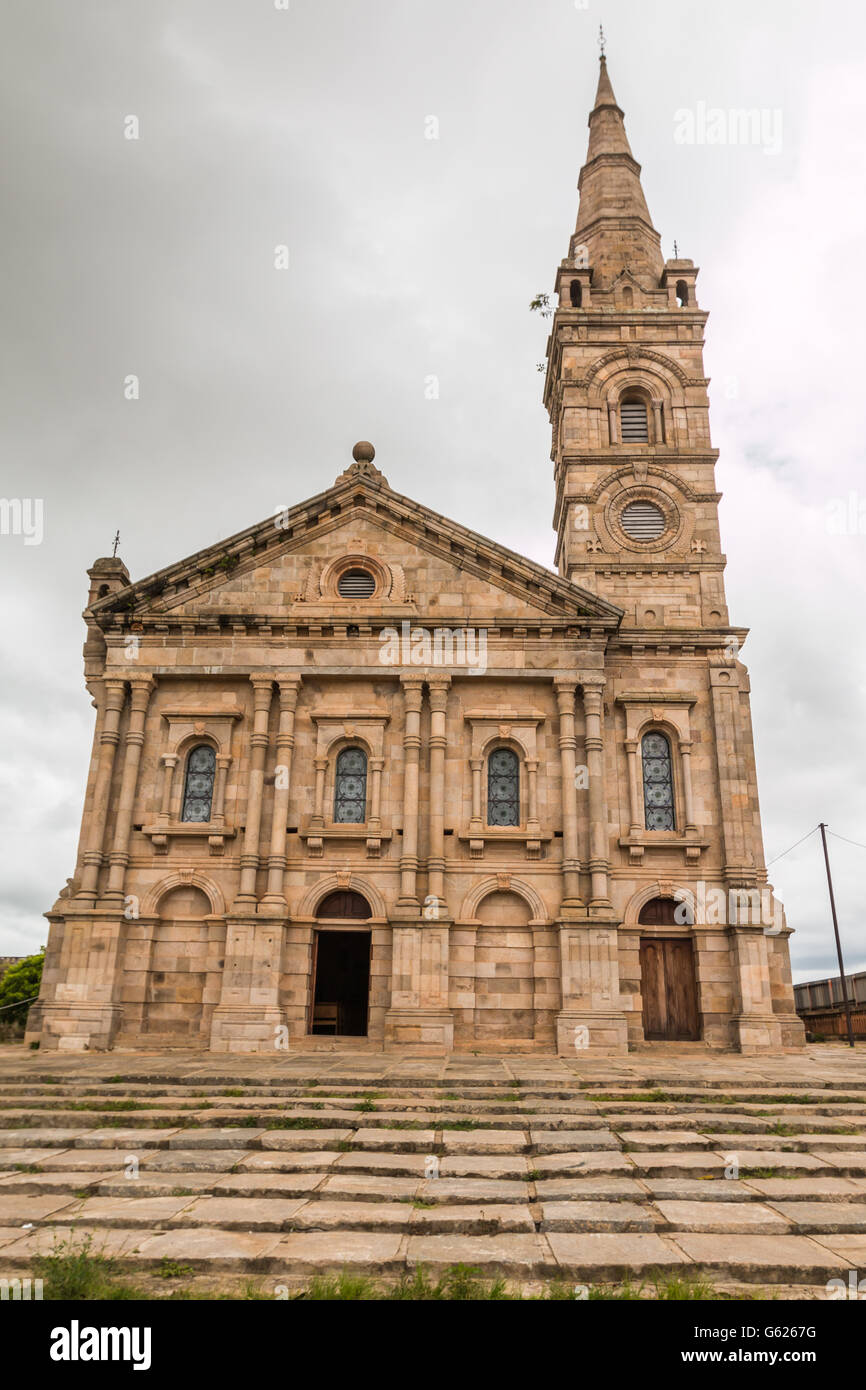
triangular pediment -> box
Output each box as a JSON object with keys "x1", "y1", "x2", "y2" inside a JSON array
[{"x1": 90, "y1": 468, "x2": 623, "y2": 630}]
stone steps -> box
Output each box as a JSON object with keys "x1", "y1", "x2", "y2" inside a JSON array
[
  {"x1": 3, "y1": 1047, "x2": 866, "y2": 1291},
  {"x1": 0, "y1": 1220, "x2": 860, "y2": 1286}
]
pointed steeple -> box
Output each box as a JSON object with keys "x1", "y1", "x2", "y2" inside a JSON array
[{"x1": 572, "y1": 56, "x2": 663, "y2": 287}]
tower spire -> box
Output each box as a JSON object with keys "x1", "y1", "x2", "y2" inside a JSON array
[{"x1": 571, "y1": 54, "x2": 663, "y2": 286}]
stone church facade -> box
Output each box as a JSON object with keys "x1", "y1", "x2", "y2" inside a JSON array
[{"x1": 29, "y1": 58, "x2": 804, "y2": 1055}]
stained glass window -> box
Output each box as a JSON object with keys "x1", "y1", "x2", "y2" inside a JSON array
[
  {"x1": 487, "y1": 748, "x2": 519, "y2": 827},
  {"x1": 642, "y1": 731, "x2": 675, "y2": 831},
  {"x1": 181, "y1": 745, "x2": 216, "y2": 823},
  {"x1": 334, "y1": 746, "x2": 367, "y2": 823}
]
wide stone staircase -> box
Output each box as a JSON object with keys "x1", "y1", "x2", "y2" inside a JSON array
[{"x1": 1, "y1": 1047, "x2": 866, "y2": 1296}]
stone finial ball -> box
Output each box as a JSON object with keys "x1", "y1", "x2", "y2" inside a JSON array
[{"x1": 352, "y1": 441, "x2": 375, "y2": 463}]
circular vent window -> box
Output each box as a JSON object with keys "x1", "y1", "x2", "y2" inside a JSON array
[
  {"x1": 337, "y1": 568, "x2": 376, "y2": 598},
  {"x1": 620, "y1": 501, "x2": 666, "y2": 541}
]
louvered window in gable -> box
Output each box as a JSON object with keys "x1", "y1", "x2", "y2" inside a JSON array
[{"x1": 337, "y1": 568, "x2": 375, "y2": 598}]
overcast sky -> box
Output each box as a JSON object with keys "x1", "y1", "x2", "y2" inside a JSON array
[{"x1": 1, "y1": 0, "x2": 865, "y2": 982}]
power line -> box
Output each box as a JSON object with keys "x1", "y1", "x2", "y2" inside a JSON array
[
  {"x1": 766, "y1": 824, "x2": 819, "y2": 868},
  {"x1": 827, "y1": 829, "x2": 866, "y2": 855},
  {"x1": 0, "y1": 993, "x2": 39, "y2": 1013}
]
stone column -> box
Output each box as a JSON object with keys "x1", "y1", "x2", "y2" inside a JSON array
[
  {"x1": 311, "y1": 758, "x2": 327, "y2": 827},
  {"x1": 369, "y1": 758, "x2": 384, "y2": 830},
  {"x1": 652, "y1": 398, "x2": 664, "y2": 444},
  {"x1": 526, "y1": 759, "x2": 539, "y2": 827},
  {"x1": 397, "y1": 675, "x2": 424, "y2": 907},
  {"x1": 426, "y1": 676, "x2": 451, "y2": 912},
  {"x1": 235, "y1": 677, "x2": 274, "y2": 905},
  {"x1": 554, "y1": 678, "x2": 582, "y2": 907},
  {"x1": 385, "y1": 676, "x2": 453, "y2": 1051},
  {"x1": 260, "y1": 675, "x2": 301, "y2": 912},
  {"x1": 625, "y1": 738, "x2": 642, "y2": 836},
  {"x1": 582, "y1": 679, "x2": 611, "y2": 909},
  {"x1": 105, "y1": 676, "x2": 155, "y2": 900},
  {"x1": 469, "y1": 758, "x2": 483, "y2": 831},
  {"x1": 607, "y1": 401, "x2": 619, "y2": 445},
  {"x1": 157, "y1": 754, "x2": 177, "y2": 823},
  {"x1": 76, "y1": 678, "x2": 127, "y2": 901},
  {"x1": 212, "y1": 755, "x2": 231, "y2": 826},
  {"x1": 678, "y1": 738, "x2": 698, "y2": 834}
]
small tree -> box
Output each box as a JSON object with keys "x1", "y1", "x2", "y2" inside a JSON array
[{"x1": 0, "y1": 949, "x2": 44, "y2": 1030}]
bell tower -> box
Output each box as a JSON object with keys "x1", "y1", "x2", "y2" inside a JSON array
[{"x1": 545, "y1": 54, "x2": 730, "y2": 636}]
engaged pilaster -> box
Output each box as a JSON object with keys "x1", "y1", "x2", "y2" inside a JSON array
[
  {"x1": 426, "y1": 676, "x2": 451, "y2": 915},
  {"x1": 260, "y1": 675, "x2": 301, "y2": 912},
  {"x1": 105, "y1": 676, "x2": 155, "y2": 900},
  {"x1": 554, "y1": 678, "x2": 583, "y2": 908},
  {"x1": 235, "y1": 676, "x2": 275, "y2": 905},
  {"x1": 76, "y1": 678, "x2": 127, "y2": 901},
  {"x1": 582, "y1": 678, "x2": 612, "y2": 909},
  {"x1": 396, "y1": 675, "x2": 424, "y2": 909}
]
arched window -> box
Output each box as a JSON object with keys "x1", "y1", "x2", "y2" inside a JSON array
[
  {"x1": 569, "y1": 280, "x2": 582, "y2": 307},
  {"x1": 642, "y1": 732, "x2": 675, "y2": 831},
  {"x1": 638, "y1": 896, "x2": 681, "y2": 925},
  {"x1": 316, "y1": 890, "x2": 371, "y2": 919},
  {"x1": 334, "y1": 746, "x2": 367, "y2": 823},
  {"x1": 675, "y1": 279, "x2": 689, "y2": 307},
  {"x1": 620, "y1": 396, "x2": 649, "y2": 442},
  {"x1": 487, "y1": 747, "x2": 520, "y2": 827},
  {"x1": 181, "y1": 745, "x2": 216, "y2": 823}
]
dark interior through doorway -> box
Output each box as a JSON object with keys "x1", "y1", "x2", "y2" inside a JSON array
[{"x1": 311, "y1": 931, "x2": 371, "y2": 1036}]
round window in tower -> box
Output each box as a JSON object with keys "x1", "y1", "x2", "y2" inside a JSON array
[
  {"x1": 620, "y1": 500, "x2": 666, "y2": 542},
  {"x1": 337, "y1": 567, "x2": 376, "y2": 599}
]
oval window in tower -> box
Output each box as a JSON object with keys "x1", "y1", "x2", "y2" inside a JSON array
[{"x1": 620, "y1": 500, "x2": 666, "y2": 542}]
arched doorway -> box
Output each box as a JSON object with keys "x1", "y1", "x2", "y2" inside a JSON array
[
  {"x1": 473, "y1": 890, "x2": 534, "y2": 1040},
  {"x1": 310, "y1": 890, "x2": 371, "y2": 1036},
  {"x1": 143, "y1": 886, "x2": 210, "y2": 1037},
  {"x1": 638, "y1": 898, "x2": 700, "y2": 1040}
]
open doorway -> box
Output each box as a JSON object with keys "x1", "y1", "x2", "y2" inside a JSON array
[{"x1": 311, "y1": 931, "x2": 371, "y2": 1036}]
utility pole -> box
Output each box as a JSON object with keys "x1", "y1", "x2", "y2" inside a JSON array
[{"x1": 819, "y1": 823, "x2": 855, "y2": 1048}]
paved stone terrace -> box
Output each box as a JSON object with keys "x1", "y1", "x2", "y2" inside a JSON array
[{"x1": 1, "y1": 1043, "x2": 865, "y2": 1297}]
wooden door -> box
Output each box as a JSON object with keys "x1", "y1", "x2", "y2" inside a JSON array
[
  {"x1": 308, "y1": 932, "x2": 320, "y2": 1035},
  {"x1": 639, "y1": 937, "x2": 700, "y2": 1041}
]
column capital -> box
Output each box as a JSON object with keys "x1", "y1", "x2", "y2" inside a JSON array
[
  {"x1": 400, "y1": 675, "x2": 424, "y2": 713},
  {"x1": 102, "y1": 677, "x2": 127, "y2": 705},
  {"x1": 427, "y1": 677, "x2": 451, "y2": 710},
  {"x1": 276, "y1": 675, "x2": 302, "y2": 707},
  {"x1": 128, "y1": 676, "x2": 155, "y2": 711}
]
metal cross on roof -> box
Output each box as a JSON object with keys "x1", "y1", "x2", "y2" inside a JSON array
[
  {"x1": 112, "y1": 530, "x2": 120, "y2": 557},
  {"x1": 598, "y1": 25, "x2": 606, "y2": 57}
]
